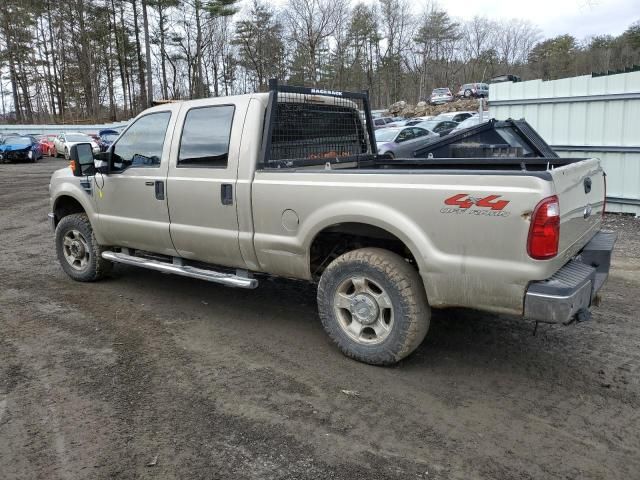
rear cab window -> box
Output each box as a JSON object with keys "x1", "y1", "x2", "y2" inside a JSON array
[
  {"x1": 178, "y1": 106, "x2": 234, "y2": 168},
  {"x1": 269, "y1": 101, "x2": 370, "y2": 163}
]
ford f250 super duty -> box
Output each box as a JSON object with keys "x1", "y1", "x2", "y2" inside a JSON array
[{"x1": 48, "y1": 80, "x2": 616, "y2": 365}]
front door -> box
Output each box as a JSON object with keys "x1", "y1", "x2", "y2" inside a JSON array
[
  {"x1": 166, "y1": 100, "x2": 246, "y2": 268},
  {"x1": 95, "y1": 109, "x2": 178, "y2": 255}
]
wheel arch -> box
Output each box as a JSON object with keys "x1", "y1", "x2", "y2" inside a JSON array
[
  {"x1": 52, "y1": 194, "x2": 87, "y2": 228},
  {"x1": 304, "y1": 203, "x2": 435, "y2": 282}
]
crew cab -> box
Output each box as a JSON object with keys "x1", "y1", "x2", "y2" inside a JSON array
[{"x1": 48, "y1": 81, "x2": 616, "y2": 365}]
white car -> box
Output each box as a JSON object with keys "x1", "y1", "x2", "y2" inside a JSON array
[
  {"x1": 434, "y1": 111, "x2": 477, "y2": 123},
  {"x1": 54, "y1": 132, "x2": 100, "y2": 160},
  {"x1": 450, "y1": 113, "x2": 493, "y2": 134}
]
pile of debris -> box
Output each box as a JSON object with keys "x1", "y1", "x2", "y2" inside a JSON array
[{"x1": 385, "y1": 99, "x2": 487, "y2": 118}]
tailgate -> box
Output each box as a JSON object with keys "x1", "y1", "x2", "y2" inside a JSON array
[{"x1": 549, "y1": 158, "x2": 605, "y2": 255}]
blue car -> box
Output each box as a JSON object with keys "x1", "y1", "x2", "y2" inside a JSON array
[
  {"x1": 0, "y1": 135, "x2": 43, "y2": 163},
  {"x1": 97, "y1": 129, "x2": 120, "y2": 152}
]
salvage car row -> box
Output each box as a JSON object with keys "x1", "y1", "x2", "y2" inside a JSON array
[{"x1": 0, "y1": 129, "x2": 120, "y2": 163}]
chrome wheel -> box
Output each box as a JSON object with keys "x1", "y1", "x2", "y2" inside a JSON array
[
  {"x1": 62, "y1": 229, "x2": 90, "y2": 270},
  {"x1": 333, "y1": 276, "x2": 394, "y2": 345}
]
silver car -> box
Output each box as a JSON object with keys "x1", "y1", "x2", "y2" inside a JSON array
[
  {"x1": 375, "y1": 126, "x2": 435, "y2": 158},
  {"x1": 429, "y1": 87, "x2": 454, "y2": 105}
]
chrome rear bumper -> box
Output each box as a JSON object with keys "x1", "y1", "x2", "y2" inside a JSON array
[{"x1": 524, "y1": 230, "x2": 617, "y2": 323}]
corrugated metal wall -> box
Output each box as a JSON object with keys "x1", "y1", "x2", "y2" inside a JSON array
[{"x1": 490, "y1": 72, "x2": 640, "y2": 214}]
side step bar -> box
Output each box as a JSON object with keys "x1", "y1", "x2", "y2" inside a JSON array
[{"x1": 101, "y1": 251, "x2": 258, "y2": 289}]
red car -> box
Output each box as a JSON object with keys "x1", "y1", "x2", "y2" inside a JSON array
[{"x1": 38, "y1": 134, "x2": 58, "y2": 156}]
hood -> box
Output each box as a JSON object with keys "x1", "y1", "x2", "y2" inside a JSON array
[
  {"x1": 0, "y1": 143, "x2": 31, "y2": 152},
  {"x1": 66, "y1": 140, "x2": 99, "y2": 149}
]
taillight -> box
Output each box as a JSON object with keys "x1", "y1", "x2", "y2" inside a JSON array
[{"x1": 528, "y1": 195, "x2": 560, "y2": 260}]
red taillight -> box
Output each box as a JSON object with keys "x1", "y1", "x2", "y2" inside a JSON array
[{"x1": 528, "y1": 195, "x2": 560, "y2": 260}]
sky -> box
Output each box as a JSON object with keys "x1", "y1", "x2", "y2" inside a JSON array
[
  {"x1": 267, "y1": 0, "x2": 639, "y2": 40},
  {"x1": 441, "y1": 0, "x2": 638, "y2": 39}
]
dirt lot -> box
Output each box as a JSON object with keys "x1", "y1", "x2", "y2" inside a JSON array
[{"x1": 1, "y1": 157, "x2": 639, "y2": 480}]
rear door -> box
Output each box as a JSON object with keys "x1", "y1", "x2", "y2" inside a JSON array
[
  {"x1": 549, "y1": 158, "x2": 605, "y2": 255},
  {"x1": 166, "y1": 98, "x2": 247, "y2": 268}
]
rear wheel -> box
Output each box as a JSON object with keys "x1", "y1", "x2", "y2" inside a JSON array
[
  {"x1": 55, "y1": 213, "x2": 112, "y2": 282},
  {"x1": 317, "y1": 248, "x2": 430, "y2": 365},
  {"x1": 464, "y1": 89, "x2": 472, "y2": 98}
]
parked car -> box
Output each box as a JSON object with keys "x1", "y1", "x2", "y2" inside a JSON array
[
  {"x1": 49, "y1": 83, "x2": 614, "y2": 366},
  {"x1": 373, "y1": 117, "x2": 395, "y2": 129},
  {"x1": 375, "y1": 126, "x2": 436, "y2": 158},
  {"x1": 386, "y1": 120, "x2": 409, "y2": 127},
  {"x1": 429, "y1": 87, "x2": 454, "y2": 105},
  {"x1": 489, "y1": 74, "x2": 521, "y2": 84},
  {"x1": 457, "y1": 83, "x2": 489, "y2": 98},
  {"x1": 404, "y1": 116, "x2": 434, "y2": 126},
  {"x1": 39, "y1": 134, "x2": 58, "y2": 156},
  {"x1": 434, "y1": 111, "x2": 476, "y2": 123},
  {"x1": 97, "y1": 129, "x2": 120, "y2": 152},
  {"x1": 450, "y1": 113, "x2": 491, "y2": 134},
  {"x1": 53, "y1": 132, "x2": 100, "y2": 159},
  {"x1": 0, "y1": 135, "x2": 43, "y2": 163},
  {"x1": 414, "y1": 119, "x2": 459, "y2": 136}
]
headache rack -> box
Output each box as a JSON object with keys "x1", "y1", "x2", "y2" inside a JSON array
[{"x1": 259, "y1": 79, "x2": 378, "y2": 169}]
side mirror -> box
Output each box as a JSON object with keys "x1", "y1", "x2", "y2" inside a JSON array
[{"x1": 69, "y1": 143, "x2": 95, "y2": 176}]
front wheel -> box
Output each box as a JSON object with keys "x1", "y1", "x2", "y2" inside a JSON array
[
  {"x1": 317, "y1": 248, "x2": 430, "y2": 365},
  {"x1": 55, "y1": 213, "x2": 112, "y2": 282}
]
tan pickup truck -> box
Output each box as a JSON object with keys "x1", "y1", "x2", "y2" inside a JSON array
[{"x1": 48, "y1": 82, "x2": 616, "y2": 365}]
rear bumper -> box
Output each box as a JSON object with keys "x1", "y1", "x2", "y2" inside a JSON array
[{"x1": 524, "y1": 230, "x2": 617, "y2": 323}]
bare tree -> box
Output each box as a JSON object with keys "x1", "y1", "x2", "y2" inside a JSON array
[{"x1": 284, "y1": 0, "x2": 349, "y2": 86}]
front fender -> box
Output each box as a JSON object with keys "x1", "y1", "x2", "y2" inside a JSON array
[{"x1": 50, "y1": 170, "x2": 103, "y2": 243}]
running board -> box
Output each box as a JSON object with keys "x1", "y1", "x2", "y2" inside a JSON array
[{"x1": 101, "y1": 251, "x2": 258, "y2": 289}]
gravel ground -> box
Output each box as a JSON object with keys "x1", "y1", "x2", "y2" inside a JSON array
[{"x1": 1, "y1": 157, "x2": 639, "y2": 480}]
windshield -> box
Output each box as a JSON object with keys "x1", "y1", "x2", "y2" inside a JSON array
[
  {"x1": 6, "y1": 137, "x2": 31, "y2": 146},
  {"x1": 456, "y1": 117, "x2": 480, "y2": 129},
  {"x1": 102, "y1": 133, "x2": 118, "y2": 142},
  {"x1": 66, "y1": 134, "x2": 92, "y2": 142},
  {"x1": 375, "y1": 128, "x2": 399, "y2": 142},
  {"x1": 415, "y1": 121, "x2": 439, "y2": 131}
]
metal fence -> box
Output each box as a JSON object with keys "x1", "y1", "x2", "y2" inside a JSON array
[
  {"x1": 0, "y1": 121, "x2": 129, "y2": 137},
  {"x1": 490, "y1": 71, "x2": 640, "y2": 215}
]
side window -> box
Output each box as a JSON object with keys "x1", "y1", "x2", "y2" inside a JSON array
[
  {"x1": 396, "y1": 129, "x2": 414, "y2": 143},
  {"x1": 412, "y1": 127, "x2": 427, "y2": 138},
  {"x1": 178, "y1": 105, "x2": 234, "y2": 168},
  {"x1": 111, "y1": 111, "x2": 171, "y2": 171}
]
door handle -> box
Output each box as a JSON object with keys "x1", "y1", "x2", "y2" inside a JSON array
[
  {"x1": 221, "y1": 184, "x2": 233, "y2": 205},
  {"x1": 145, "y1": 181, "x2": 154, "y2": 186},
  {"x1": 155, "y1": 181, "x2": 165, "y2": 200}
]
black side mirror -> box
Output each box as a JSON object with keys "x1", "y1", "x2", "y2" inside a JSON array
[{"x1": 69, "y1": 143, "x2": 95, "y2": 176}]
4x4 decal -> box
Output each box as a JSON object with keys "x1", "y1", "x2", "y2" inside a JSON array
[
  {"x1": 444, "y1": 194, "x2": 510, "y2": 211},
  {"x1": 441, "y1": 194, "x2": 511, "y2": 217}
]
